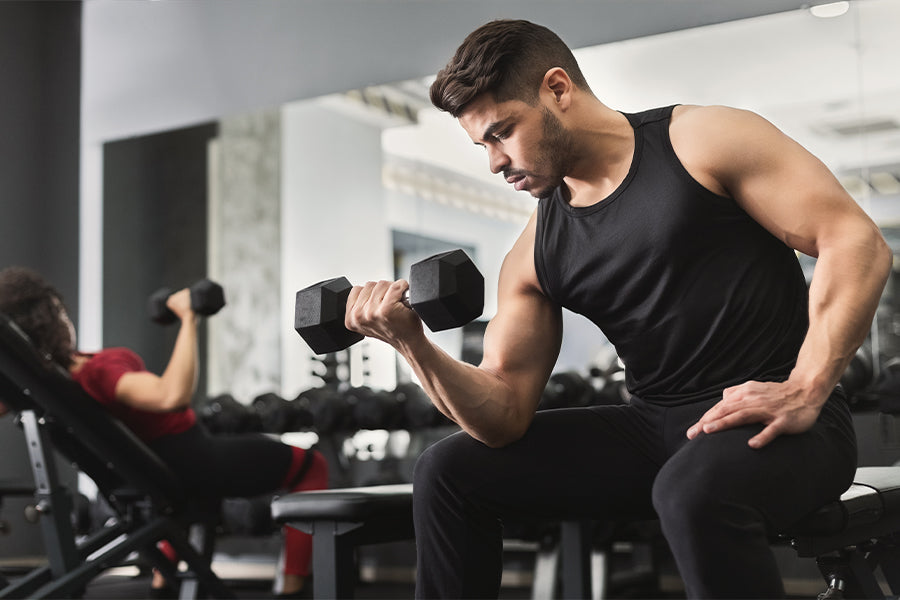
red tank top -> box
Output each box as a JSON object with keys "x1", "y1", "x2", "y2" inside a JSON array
[{"x1": 71, "y1": 347, "x2": 196, "y2": 441}]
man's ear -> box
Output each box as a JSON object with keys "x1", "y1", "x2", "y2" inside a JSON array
[{"x1": 543, "y1": 68, "x2": 573, "y2": 110}]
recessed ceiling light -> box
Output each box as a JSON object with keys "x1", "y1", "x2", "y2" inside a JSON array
[{"x1": 809, "y1": 1, "x2": 850, "y2": 18}]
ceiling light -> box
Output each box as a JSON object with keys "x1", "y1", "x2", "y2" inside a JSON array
[{"x1": 809, "y1": 1, "x2": 850, "y2": 18}]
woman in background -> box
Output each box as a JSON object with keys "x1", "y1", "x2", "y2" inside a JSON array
[{"x1": 0, "y1": 266, "x2": 325, "y2": 598}]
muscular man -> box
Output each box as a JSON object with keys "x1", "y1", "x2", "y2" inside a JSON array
[{"x1": 346, "y1": 19, "x2": 892, "y2": 598}]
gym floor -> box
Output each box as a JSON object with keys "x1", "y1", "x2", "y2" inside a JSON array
[{"x1": 7, "y1": 539, "x2": 840, "y2": 600}]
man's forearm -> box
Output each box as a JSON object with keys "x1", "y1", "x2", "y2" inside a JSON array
[
  {"x1": 790, "y1": 233, "x2": 892, "y2": 401},
  {"x1": 397, "y1": 334, "x2": 531, "y2": 447}
]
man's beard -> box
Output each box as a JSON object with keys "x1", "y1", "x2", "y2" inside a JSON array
[{"x1": 528, "y1": 108, "x2": 575, "y2": 198}]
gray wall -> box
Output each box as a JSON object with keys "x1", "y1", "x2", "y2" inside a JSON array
[
  {"x1": 102, "y1": 124, "x2": 217, "y2": 383},
  {"x1": 207, "y1": 110, "x2": 283, "y2": 401},
  {"x1": 0, "y1": 0, "x2": 82, "y2": 560}
]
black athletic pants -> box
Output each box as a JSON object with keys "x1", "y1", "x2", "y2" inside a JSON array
[{"x1": 412, "y1": 389, "x2": 856, "y2": 599}]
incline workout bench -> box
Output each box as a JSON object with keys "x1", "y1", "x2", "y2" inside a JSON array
[
  {"x1": 273, "y1": 464, "x2": 900, "y2": 598},
  {"x1": 0, "y1": 313, "x2": 233, "y2": 599}
]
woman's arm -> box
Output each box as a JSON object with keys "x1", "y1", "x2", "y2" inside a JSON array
[{"x1": 114, "y1": 288, "x2": 199, "y2": 413}]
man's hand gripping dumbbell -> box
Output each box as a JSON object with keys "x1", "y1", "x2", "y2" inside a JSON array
[{"x1": 294, "y1": 249, "x2": 484, "y2": 354}]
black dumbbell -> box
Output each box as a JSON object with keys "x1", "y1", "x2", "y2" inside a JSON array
[
  {"x1": 294, "y1": 249, "x2": 484, "y2": 355},
  {"x1": 147, "y1": 278, "x2": 226, "y2": 325},
  {"x1": 538, "y1": 371, "x2": 595, "y2": 411}
]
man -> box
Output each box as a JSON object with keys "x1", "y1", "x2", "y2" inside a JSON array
[{"x1": 345, "y1": 19, "x2": 892, "y2": 598}]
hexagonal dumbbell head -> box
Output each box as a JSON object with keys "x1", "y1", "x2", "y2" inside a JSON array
[
  {"x1": 148, "y1": 287, "x2": 177, "y2": 325},
  {"x1": 409, "y1": 249, "x2": 484, "y2": 332},
  {"x1": 190, "y1": 279, "x2": 226, "y2": 316},
  {"x1": 294, "y1": 276, "x2": 364, "y2": 354}
]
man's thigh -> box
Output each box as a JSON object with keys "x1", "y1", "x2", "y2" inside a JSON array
[
  {"x1": 656, "y1": 393, "x2": 857, "y2": 530},
  {"x1": 417, "y1": 403, "x2": 665, "y2": 521}
]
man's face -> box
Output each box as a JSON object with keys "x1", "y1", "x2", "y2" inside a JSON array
[{"x1": 459, "y1": 94, "x2": 575, "y2": 199}]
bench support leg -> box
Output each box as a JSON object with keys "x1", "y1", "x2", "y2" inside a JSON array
[
  {"x1": 817, "y1": 551, "x2": 886, "y2": 600},
  {"x1": 311, "y1": 522, "x2": 359, "y2": 599},
  {"x1": 560, "y1": 521, "x2": 593, "y2": 600}
]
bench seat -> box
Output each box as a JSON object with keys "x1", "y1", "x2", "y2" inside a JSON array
[{"x1": 272, "y1": 468, "x2": 900, "y2": 599}]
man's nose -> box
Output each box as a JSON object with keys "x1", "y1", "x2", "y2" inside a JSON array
[{"x1": 487, "y1": 147, "x2": 509, "y2": 175}]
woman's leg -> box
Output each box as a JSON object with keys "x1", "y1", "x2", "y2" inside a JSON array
[{"x1": 150, "y1": 426, "x2": 328, "y2": 595}]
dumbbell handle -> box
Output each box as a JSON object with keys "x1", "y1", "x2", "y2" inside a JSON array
[{"x1": 295, "y1": 249, "x2": 483, "y2": 355}]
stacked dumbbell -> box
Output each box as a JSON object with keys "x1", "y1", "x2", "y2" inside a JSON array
[
  {"x1": 147, "y1": 278, "x2": 226, "y2": 325},
  {"x1": 538, "y1": 363, "x2": 632, "y2": 411},
  {"x1": 294, "y1": 249, "x2": 484, "y2": 354}
]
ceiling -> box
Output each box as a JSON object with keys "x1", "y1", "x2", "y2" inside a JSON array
[
  {"x1": 82, "y1": 0, "x2": 814, "y2": 144},
  {"x1": 82, "y1": 0, "x2": 900, "y2": 223}
]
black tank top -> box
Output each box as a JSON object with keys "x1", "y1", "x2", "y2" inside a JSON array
[{"x1": 535, "y1": 105, "x2": 808, "y2": 405}]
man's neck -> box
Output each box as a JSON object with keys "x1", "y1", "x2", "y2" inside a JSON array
[{"x1": 563, "y1": 107, "x2": 635, "y2": 207}]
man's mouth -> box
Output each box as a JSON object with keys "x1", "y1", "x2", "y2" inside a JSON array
[{"x1": 506, "y1": 172, "x2": 527, "y2": 191}]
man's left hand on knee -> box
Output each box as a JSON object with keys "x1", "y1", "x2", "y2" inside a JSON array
[{"x1": 686, "y1": 380, "x2": 824, "y2": 448}]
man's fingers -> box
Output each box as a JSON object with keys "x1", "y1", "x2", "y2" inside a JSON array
[{"x1": 748, "y1": 423, "x2": 780, "y2": 449}]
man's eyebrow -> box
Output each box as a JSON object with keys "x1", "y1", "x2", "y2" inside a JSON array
[{"x1": 480, "y1": 118, "x2": 511, "y2": 143}]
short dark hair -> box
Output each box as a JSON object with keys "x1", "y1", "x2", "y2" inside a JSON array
[
  {"x1": 430, "y1": 19, "x2": 592, "y2": 117},
  {"x1": 0, "y1": 266, "x2": 74, "y2": 367}
]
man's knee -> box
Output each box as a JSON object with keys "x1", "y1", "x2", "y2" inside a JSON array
[
  {"x1": 652, "y1": 464, "x2": 713, "y2": 525},
  {"x1": 413, "y1": 431, "x2": 472, "y2": 489}
]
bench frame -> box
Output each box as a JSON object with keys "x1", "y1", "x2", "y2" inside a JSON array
[
  {"x1": 273, "y1": 467, "x2": 900, "y2": 599},
  {"x1": 0, "y1": 313, "x2": 232, "y2": 599}
]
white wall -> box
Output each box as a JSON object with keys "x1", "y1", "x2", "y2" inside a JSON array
[{"x1": 280, "y1": 98, "x2": 395, "y2": 395}]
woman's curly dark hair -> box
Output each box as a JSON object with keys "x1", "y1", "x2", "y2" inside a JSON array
[{"x1": 0, "y1": 266, "x2": 75, "y2": 368}]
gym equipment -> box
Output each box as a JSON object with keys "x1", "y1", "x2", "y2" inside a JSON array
[
  {"x1": 349, "y1": 386, "x2": 406, "y2": 431},
  {"x1": 220, "y1": 494, "x2": 277, "y2": 537},
  {"x1": 252, "y1": 392, "x2": 314, "y2": 433},
  {"x1": 147, "y1": 278, "x2": 226, "y2": 325},
  {"x1": 272, "y1": 475, "x2": 900, "y2": 600},
  {"x1": 296, "y1": 386, "x2": 357, "y2": 434},
  {"x1": 394, "y1": 381, "x2": 447, "y2": 429},
  {"x1": 839, "y1": 346, "x2": 874, "y2": 402},
  {"x1": 271, "y1": 484, "x2": 414, "y2": 599},
  {"x1": 294, "y1": 249, "x2": 484, "y2": 355},
  {"x1": 0, "y1": 312, "x2": 233, "y2": 599},
  {"x1": 539, "y1": 371, "x2": 596, "y2": 411},
  {"x1": 196, "y1": 393, "x2": 262, "y2": 435}
]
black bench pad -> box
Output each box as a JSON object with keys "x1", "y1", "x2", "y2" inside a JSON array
[
  {"x1": 271, "y1": 483, "x2": 413, "y2": 524},
  {"x1": 786, "y1": 466, "x2": 900, "y2": 557}
]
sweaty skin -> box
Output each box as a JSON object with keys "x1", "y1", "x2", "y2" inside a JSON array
[{"x1": 346, "y1": 68, "x2": 891, "y2": 449}]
